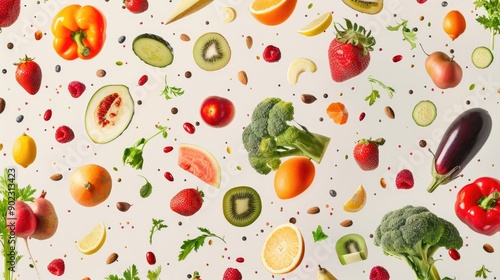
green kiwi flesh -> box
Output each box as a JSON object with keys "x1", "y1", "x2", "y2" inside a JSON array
[
  {"x1": 335, "y1": 233, "x2": 368, "y2": 265},
  {"x1": 193, "y1": 32, "x2": 231, "y2": 71},
  {"x1": 222, "y1": 186, "x2": 262, "y2": 227},
  {"x1": 341, "y1": 0, "x2": 383, "y2": 15}
]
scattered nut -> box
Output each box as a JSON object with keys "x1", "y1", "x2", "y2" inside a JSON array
[
  {"x1": 180, "y1": 33, "x2": 190, "y2": 41},
  {"x1": 419, "y1": 140, "x2": 427, "y2": 148},
  {"x1": 245, "y1": 36, "x2": 253, "y2": 49},
  {"x1": 0, "y1": 97, "x2": 5, "y2": 114},
  {"x1": 483, "y1": 243, "x2": 494, "y2": 253},
  {"x1": 237, "y1": 70, "x2": 248, "y2": 85},
  {"x1": 384, "y1": 106, "x2": 395, "y2": 119},
  {"x1": 34, "y1": 30, "x2": 43, "y2": 40},
  {"x1": 340, "y1": 219, "x2": 353, "y2": 227},
  {"x1": 50, "y1": 173, "x2": 63, "y2": 181},
  {"x1": 96, "y1": 69, "x2": 106, "y2": 77},
  {"x1": 116, "y1": 201, "x2": 133, "y2": 212},
  {"x1": 307, "y1": 206, "x2": 320, "y2": 214},
  {"x1": 106, "y1": 253, "x2": 118, "y2": 264},
  {"x1": 301, "y1": 94, "x2": 317, "y2": 104},
  {"x1": 380, "y1": 177, "x2": 387, "y2": 188}
]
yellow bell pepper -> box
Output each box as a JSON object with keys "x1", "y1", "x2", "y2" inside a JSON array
[{"x1": 51, "y1": 4, "x2": 106, "y2": 60}]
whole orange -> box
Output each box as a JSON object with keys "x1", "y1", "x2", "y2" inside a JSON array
[
  {"x1": 69, "y1": 164, "x2": 112, "y2": 207},
  {"x1": 443, "y1": 10, "x2": 466, "y2": 40},
  {"x1": 274, "y1": 157, "x2": 315, "y2": 199},
  {"x1": 249, "y1": 0, "x2": 298, "y2": 26}
]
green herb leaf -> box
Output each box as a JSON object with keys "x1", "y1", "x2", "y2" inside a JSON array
[
  {"x1": 104, "y1": 275, "x2": 121, "y2": 280},
  {"x1": 366, "y1": 76, "x2": 395, "y2": 106},
  {"x1": 475, "y1": 265, "x2": 491, "y2": 278},
  {"x1": 123, "y1": 125, "x2": 168, "y2": 170},
  {"x1": 474, "y1": 0, "x2": 500, "y2": 50},
  {"x1": 149, "y1": 218, "x2": 168, "y2": 245},
  {"x1": 146, "y1": 266, "x2": 162, "y2": 280},
  {"x1": 312, "y1": 225, "x2": 329, "y2": 242},
  {"x1": 138, "y1": 175, "x2": 153, "y2": 198},
  {"x1": 160, "y1": 75, "x2": 185, "y2": 100},
  {"x1": 387, "y1": 19, "x2": 417, "y2": 50},
  {"x1": 178, "y1": 227, "x2": 225, "y2": 261},
  {"x1": 123, "y1": 264, "x2": 140, "y2": 280}
]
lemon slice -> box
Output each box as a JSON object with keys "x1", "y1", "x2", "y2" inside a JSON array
[
  {"x1": 298, "y1": 12, "x2": 333, "y2": 36},
  {"x1": 76, "y1": 222, "x2": 106, "y2": 255},
  {"x1": 261, "y1": 223, "x2": 305, "y2": 274},
  {"x1": 343, "y1": 185, "x2": 366, "y2": 212}
]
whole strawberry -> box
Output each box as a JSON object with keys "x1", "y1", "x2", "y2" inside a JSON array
[
  {"x1": 0, "y1": 0, "x2": 21, "y2": 28},
  {"x1": 223, "y1": 267, "x2": 242, "y2": 280},
  {"x1": 124, "y1": 0, "x2": 149, "y2": 14},
  {"x1": 170, "y1": 188, "x2": 204, "y2": 216},
  {"x1": 328, "y1": 18, "x2": 375, "y2": 82},
  {"x1": 47, "y1": 258, "x2": 65, "y2": 276},
  {"x1": 353, "y1": 138, "x2": 385, "y2": 171},
  {"x1": 14, "y1": 55, "x2": 42, "y2": 95}
]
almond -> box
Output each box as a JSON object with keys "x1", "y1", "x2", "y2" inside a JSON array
[
  {"x1": 307, "y1": 206, "x2": 320, "y2": 214},
  {"x1": 50, "y1": 173, "x2": 63, "y2": 181},
  {"x1": 245, "y1": 36, "x2": 253, "y2": 49},
  {"x1": 180, "y1": 33, "x2": 190, "y2": 41},
  {"x1": 340, "y1": 219, "x2": 353, "y2": 227},
  {"x1": 384, "y1": 106, "x2": 395, "y2": 119},
  {"x1": 106, "y1": 253, "x2": 118, "y2": 264},
  {"x1": 301, "y1": 94, "x2": 317, "y2": 104},
  {"x1": 0, "y1": 97, "x2": 5, "y2": 114},
  {"x1": 483, "y1": 243, "x2": 494, "y2": 253},
  {"x1": 237, "y1": 70, "x2": 248, "y2": 85}
]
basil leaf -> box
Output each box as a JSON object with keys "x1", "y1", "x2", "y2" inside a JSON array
[{"x1": 139, "y1": 175, "x2": 152, "y2": 198}]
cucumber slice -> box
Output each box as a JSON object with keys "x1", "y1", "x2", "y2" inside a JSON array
[
  {"x1": 132, "y1": 33, "x2": 173, "y2": 68},
  {"x1": 412, "y1": 100, "x2": 437, "y2": 127},
  {"x1": 471, "y1": 46, "x2": 493, "y2": 69}
]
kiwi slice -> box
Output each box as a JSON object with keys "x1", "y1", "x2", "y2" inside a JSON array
[
  {"x1": 341, "y1": 0, "x2": 383, "y2": 15},
  {"x1": 335, "y1": 233, "x2": 368, "y2": 265},
  {"x1": 222, "y1": 186, "x2": 262, "y2": 227},
  {"x1": 193, "y1": 32, "x2": 231, "y2": 71}
]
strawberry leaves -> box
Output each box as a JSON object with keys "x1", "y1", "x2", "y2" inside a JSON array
[
  {"x1": 334, "y1": 18, "x2": 375, "y2": 55},
  {"x1": 178, "y1": 227, "x2": 225, "y2": 261}
]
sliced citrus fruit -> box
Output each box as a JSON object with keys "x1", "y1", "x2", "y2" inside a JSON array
[
  {"x1": 343, "y1": 184, "x2": 366, "y2": 212},
  {"x1": 298, "y1": 12, "x2": 333, "y2": 36},
  {"x1": 249, "y1": 0, "x2": 298, "y2": 26},
  {"x1": 76, "y1": 222, "x2": 106, "y2": 255},
  {"x1": 326, "y1": 102, "x2": 348, "y2": 125},
  {"x1": 261, "y1": 223, "x2": 304, "y2": 274}
]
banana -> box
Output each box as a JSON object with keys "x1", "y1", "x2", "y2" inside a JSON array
[
  {"x1": 287, "y1": 58, "x2": 317, "y2": 85},
  {"x1": 317, "y1": 265, "x2": 338, "y2": 280}
]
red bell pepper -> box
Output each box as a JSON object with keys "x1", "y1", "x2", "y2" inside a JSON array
[{"x1": 455, "y1": 177, "x2": 500, "y2": 236}]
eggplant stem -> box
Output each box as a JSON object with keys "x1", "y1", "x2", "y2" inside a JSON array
[{"x1": 427, "y1": 161, "x2": 461, "y2": 193}]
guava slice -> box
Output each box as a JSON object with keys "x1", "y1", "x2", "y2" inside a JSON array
[
  {"x1": 85, "y1": 84, "x2": 134, "y2": 144},
  {"x1": 178, "y1": 143, "x2": 221, "y2": 188}
]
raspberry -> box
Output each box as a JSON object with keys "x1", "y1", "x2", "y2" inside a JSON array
[
  {"x1": 55, "y1": 125, "x2": 75, "y2": 143},
  {"x1": 47, "y1": 258, "x2": 65, "y2": 276},
  {"x1": 222, "y1": 267, "x2": 242, "y2": 280},
  {"x1": 395, "y1": 169, "x2": 414, "y2": 189},
  {"x1": 262, "y1": 45, "x2": 281, "y2": 62},
  {"x1": 369, "y1": 265, "x2": 390, "y2": 280},
  {"x1": 68, "y1": 81, "x2": 86, "y2": 98}
]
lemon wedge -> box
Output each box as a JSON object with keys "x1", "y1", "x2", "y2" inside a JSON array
[
  {"x1": 343, "y1": 185, "x2": 366, "y2": 212},
  {"x1": 76, "y1": 222, "x2": 106, "y2": 255},
  {"x1": 298, "y1": 12, "x2": 333, "y2": 36}
]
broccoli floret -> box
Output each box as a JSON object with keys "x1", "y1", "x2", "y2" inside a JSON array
[
  {"x1": 374, "y1": 205, "x2": 463, "y2": 280},
  {"x1": 242, "y1": 97, "x2": 331, "y2": 175}
]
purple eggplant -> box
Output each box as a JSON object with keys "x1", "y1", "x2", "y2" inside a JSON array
[{"x1": 427, "y1": 107, "x2": 492, "y2": 193}]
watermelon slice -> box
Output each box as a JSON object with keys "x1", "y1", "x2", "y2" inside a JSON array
[{"x1": 178, "y1": 143, "x2": 221, "y2": 188}]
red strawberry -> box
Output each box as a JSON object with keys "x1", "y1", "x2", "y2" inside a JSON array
[
  {"x1": 353, "y1": 138, "x2": 385, "y2": 171},
  {"x1": 369, "y1": 265, "x2": 390, "y2": 280},
  {"x1": 328, "y1": 19, "x2": 375, "y2": 82},
  {"x1": 0, "y1": 0, "x2": 21, "y2": 28},
  {"x1": 395, "y1": 169, "x2": 414, "y2": 189},
  {"x1": 262, "y1": 45, "x2": 281, "y2": 62},
  {"x1": 170, "y1": 188, "x2": 204, "y2": 216},
  {"x1": 68, "y1": 81, "x2": 86, "y2": 98},
  {"x1": 14, "y1": 55, "x2": 42, "y2": 95},
  {"x1": 223, "y1": 267, "x2": 242, "y2": 280},
  {"x1": 55, "y1": 125, "x2": 75, "y2": 143},
  {"x1": 47, "y1": 258, "x2": 65, "y2": 276},
  {"x1": 124, "y1": 0, "x2": 149, "y2": 14}
]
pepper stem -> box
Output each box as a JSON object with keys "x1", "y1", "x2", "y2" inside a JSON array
[
  {"x1": 478, "y1": 191, "x2": 500, "y2": 210},
  {"x1": 71, "y1": 30, "x2": 91, "y2": 57}
]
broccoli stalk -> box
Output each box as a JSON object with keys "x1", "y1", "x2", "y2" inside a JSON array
[
  {"x1": 242, "y1": 97, "x2": 331, "y2": 175},
  {"x1": 374, "y1": 205, "x2": 463, "y2": 280}
]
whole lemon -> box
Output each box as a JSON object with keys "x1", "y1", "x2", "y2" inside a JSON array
[{"x1": 12, "y1": 133, "x2": 37, "y2": 168}]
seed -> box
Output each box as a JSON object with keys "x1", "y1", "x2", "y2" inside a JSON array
[
  {"x1": 55, "y1": 65, "x2": 61, "y2": 72},
  {"x1": 185, "y1": 71, "x2": 192, "y2": 78},
  {"x1": 180, "y1": 34, "x2": 190, "y2": 41},
  {"x1": 163, "y1": 146, "x2": 173, "y2": 153},
  {"x1": 106, "y1": 253, "x2": 118, "y2": 264},
  {"x1": 392, "y1": 55, "x2": 403, "y2": 62},
  {"x1": 164, "y1": 171, "x2": 174, "y2": 181},
  {"x1": 118, "y1": 35, "x2": 126, "y2": 43},
  {"x1": 183, "y1": 122, "x2": 195, "y2": 134},
  {"x1": 246, "y1": 36, "x2": 253, "y2": 49},
  {"x1": 359, "y1": 112, "x2": 366, "y2": 121},
  {"x1": 380, "y1": 178, "x2": 387, "y2": 188},
  {"x1": 50, "y1": 173, "x2": 63, "y2": 181},
  {"x1": 340, "y1": 219, "x2": 353, "y2": 227},
  {"x1": 235, "y1": 257, "x2": 244, "y2": 263},
  {"x1": 16, "y1": 115, "x2": 24, "y2": 123},
  {"x1": 0, "y1": 97, "x2": 5, "y2": 114},
  {"x1": 448, "y1": 249, "x2": 460, "y2": 260},
  {"x1": 237, "y1": 70, "x2": 248, "y2": 85},
  {"x1": 96, "y1": 69, "x2": 106, "y2": 77},
  {"x1": 419, "y1": 140, "x2": 427, "y2": 148},
  {"x1": 34, "y1": 30, "x2": 43, "y2": 40},
  {"x1": 483, "y1": 243, "x2": 494, "y2": 253},
  {"x1": 289, "y1": 217, "x2": 297, "y2": 224},
  {"x1": 146, "y1": 251, "x2": 156, "y2": 265},
  {"x1": 7, "y1": 42, "x2": 13, "y2": 49},
  {"x1": 171, "y1": 107, "x2": 178, "y2": 114},
  {"x1": 384, "y1": 106, "x2": 395, "y2": 119},
  {"x1": 116, "y1": 202, "x2": 132, "y2": 212},
  {"x1": 329, "y1": 189, "x2": 337, "y2": 197},
  {"x1": 44, "y1": 109, "x2": 52, "y2": 121},
  {"x1": 300, "y1": 94, "x2": 317, "y2": 104},
  {"x1": 138, "y1": 75, "x2": 148, "y2": 86},
  {"x1": 307, "y1": 206, "x2": 320, "y2": 214}
]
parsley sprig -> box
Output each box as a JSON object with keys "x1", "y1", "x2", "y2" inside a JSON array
[
  {"x1": 475, "y1": 265, "x2": 491, "y2": 279},
  {"x1": 122, "y1": 124, "x2": 168, "y2": 170},
  {"x1": 178, "y1": 227, "x2": 225, "y2": 261},
  {"x1": 474, "y1": 0, "x2": 500, "y2": 50},
  {"x1": 387, "y1": 19, "x2": 418, "y2": 50},
  {"x1": 161, "y1": 75, "x2": 185, "y2": 100},
  {"x1": 365, "y1": 76, "x2": 395, "y2": 106},
  {"x1": 105, "y1": 264, "x2": 140, "y2": 280},
  {"x1": 149, "y1": 218, "x2": 168, "y2": 245}
]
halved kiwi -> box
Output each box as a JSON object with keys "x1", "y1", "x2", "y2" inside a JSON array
[
  {"x1": 341, "y1": 0, "x2": 383, "y2": 15},
  {"x1": 193, "y1": 32, "x2": 231, "y2": 71},
  {"x1": 335, "y1": 233, "x2": 368, "y2": 265},
  {"x1": 222, "y1": 186, "x2": 262, "y2": 227}
]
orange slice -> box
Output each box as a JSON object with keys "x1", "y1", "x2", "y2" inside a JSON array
[
  {"x1": 326, "y1": 102, "x2": 348, "y2": 125},
  {"x1": 261, "y1": 223, "x2": 304, "y2": 274},
  {"x1": 249, "y1": 0, "x2": 298, "y2": 26},
  {"x1": 343, "y1": 185, "x2": 366, "y2": 212}
]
